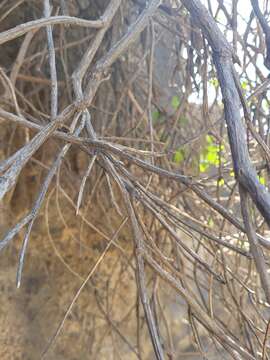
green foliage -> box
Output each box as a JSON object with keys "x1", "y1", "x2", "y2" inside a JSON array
[
  {"x1": 209, "y1": 77, "x2": 219, "y2": 88},
  {"x1": 258, "y1": 175, "x2": 266, "y2": 185},
  {"x1": 218, "y1": 178, "x2": 225, "y2": 186},
  {"x1": 241, "y1": 80, "x2": 248, "y2": 90},
  {"x1": 199, "y1": 162, "x2": 208, "y2": 173},
  {"x1": 152, "y1": 109, "x2": 165, "y2": 124},
  {"x1": 171, "y1": 95, "x2": 180, "y2": 110},
  {"x1": 207, "y1": 217, "x2": 214, "y2": 228},
  {"x1": 173, "y1": 148, "x2": 185, "y2": 164},
  {"x1": 199, "y1": 135, "x2": 224, "y2": 173},
  {"x1": 152, "y1": 110, "x2": 160, "y2": 122}
]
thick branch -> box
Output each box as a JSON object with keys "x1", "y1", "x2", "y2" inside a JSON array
[
  {"x1": 251, "y1": 0, "x2": 270, "y2": 70},
  {"x1": 180, "y1": 0, "x2": 270, "y2": 226}
]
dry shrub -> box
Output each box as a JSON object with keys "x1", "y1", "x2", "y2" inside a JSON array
[{"x1": 1, "y1": 1, "x2": 270, "y2": 359}]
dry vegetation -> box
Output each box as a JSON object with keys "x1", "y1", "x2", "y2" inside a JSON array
[{"x1": 1, "y1": 0, "x2": 270, "y2": 359}]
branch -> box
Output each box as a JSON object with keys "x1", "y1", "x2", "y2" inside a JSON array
[
  {"x1": 240, "y1": 186, "x2": 270, "y2": 304},
  {"x1": 251, "y1": 0, "x2": 270, "y2": 70},
  {"x1": 44, "y1": 0, "x2": 58, "y2": 118},
  {"x1": 180, "y1": 0, "x2": 270, "y2": 227},
  {"x1": 0, "y1": 16, "x2": 104, "y2": 46},
  {"x1": 2, "y1": 108, "x2": 270, "y2": 250}
]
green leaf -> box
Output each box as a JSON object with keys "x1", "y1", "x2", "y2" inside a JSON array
[
  {"x1": 218, "y1": 178, "x2": 225, "y2": 186},
  {"x1": 199, "y1": 154, "x2": 209, "y2": 172},
  {"x1": 207, "y1": 144, "x2": 218, "y2": 153},
  {"x1": 199, "y1": 135, "x2": 224, "y2": 173},
  {"x1": 199, "y1": 162, "x2": 208, "y2": 173},
  {"x1": 241, "y1": 80, "x2": 248, "y2": 90},
  {"x1": 171, "y1": 95, "x2": 180, "y2": 110},
  {"x1": 206, "y1": 151, "x2": 219, "y2": 164},
  {"x1": 209, "y1": 77, "x2": 219, "y2": 88},
  {"x1": 173, "y1": 149, "x2": 185, "y2": 164},
  {"x1": 259, "y1": 176, "x2": 266, "y2": 185},
  {"x1": 152, "y1": 110, "x2": 160, "y2": 122},
  {"x1": 206, "y1": 135, "x2": 214, "y2": 144}
]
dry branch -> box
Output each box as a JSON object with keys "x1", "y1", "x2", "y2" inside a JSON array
[{"x1": 1, "y1": 0, "x2": 270, "y2": 359}]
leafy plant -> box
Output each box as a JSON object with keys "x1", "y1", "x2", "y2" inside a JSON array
[
  {"x1": 173, "y1": 148, "x2": 185, "y2": 164},
  {"x1": 258, "y1": 175, "x2": 266, "y2": 185},
  {"x1": 209, "y1": 77, "x2": 219, "y2": 88},
  {"x1": 199, "y1": 135, "x2": 224, "y2": 173},
  {"x1": 171, "y1": 95, "x2": 180, "y2": 110}
]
